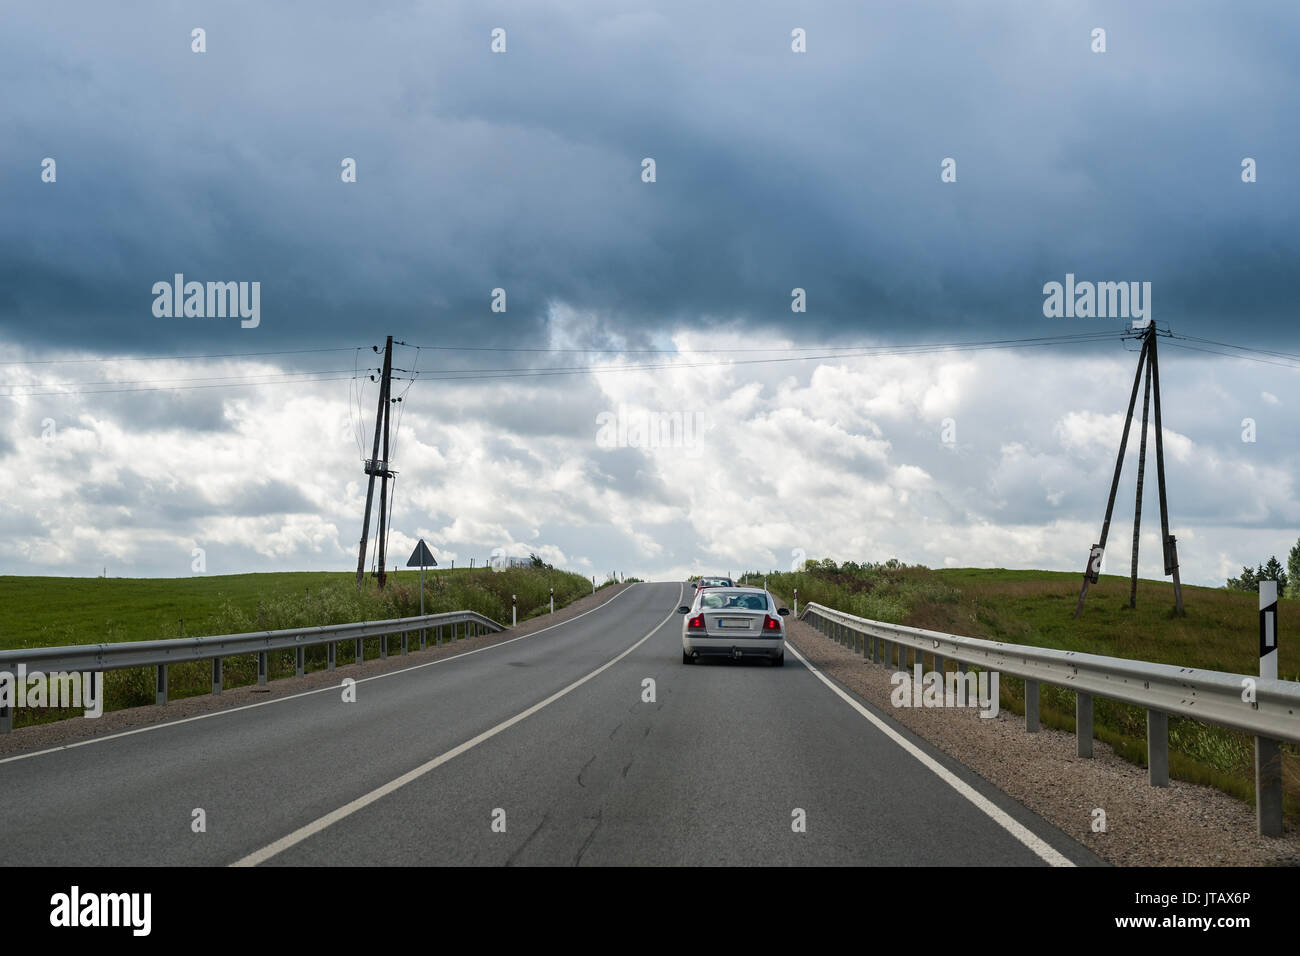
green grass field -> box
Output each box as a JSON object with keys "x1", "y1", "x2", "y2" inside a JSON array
[
  {"x1": 0, "y1": 566, "x2": 608, "y2": 728},
  {"x1": 761, "y1": 563, "x2": 1299, "y2": 820}
]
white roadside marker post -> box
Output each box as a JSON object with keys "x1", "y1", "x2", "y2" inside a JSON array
[
  {"x1": 512, "y1": 594, "x2": 517, "y2": 627},
  {"x1": 550, "y1": 588, "x2": 555, "y2": 615},
  {"x1": 793, "y1": 589, "x2": 798, "y2": 616},
  {"x1": 1256, "y1": 580, "x2": 1282, "y2": 837},
  {"x1": 1260, "y1": 580, "x2": 1278, "y2": 681}
]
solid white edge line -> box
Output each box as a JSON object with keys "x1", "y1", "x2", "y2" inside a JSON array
[
  {"x1": 0, "y1": 582, "x2": 644, "y2": 767},
  {"x1": 785, "y1": 641, "x2": 1075, "y2": 868},
  {"x1": 230, "y1": 583, "x2": 685, "y2": 866}
]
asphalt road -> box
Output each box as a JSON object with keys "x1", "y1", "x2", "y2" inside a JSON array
[{"x1": 0, "y1": 582, "x2": 1103, "y2": 866}]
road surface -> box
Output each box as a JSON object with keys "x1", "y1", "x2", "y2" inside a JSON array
[{"x1": 0, "y1": 582, "x2": 1102, "y2": 866}]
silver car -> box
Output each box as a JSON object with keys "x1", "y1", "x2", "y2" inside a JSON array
[{"x1": 678, "y1": 586, "x2": 790, "y2": 666}]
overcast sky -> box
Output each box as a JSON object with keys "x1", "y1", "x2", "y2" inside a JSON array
[{"x1": 1, "y1": 2, "x2": 1297, "y2": 586}]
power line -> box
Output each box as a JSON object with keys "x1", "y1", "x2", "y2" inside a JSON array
[
  {"x1": 1164, "y1": 342, "x2": 1300, "y2": 370},
  {"x1": 2, "y1": 367, "x2": 365, "y2": 390},
  {"x1": 399, "y1": 332, "x2": 1126, "y2": 383},
  {"x1": 1167, "y1": 333, "x2": 1300, "y2": 365},
  {"x1": 0, "y1": 346, "x2": 364, "y2": 369},
  {"x1": 400, "y1": 330, "x2": 1122, "y2": 356},
  {"x1": 0, "y1": 372, "x2": 363, "y2": 398}
]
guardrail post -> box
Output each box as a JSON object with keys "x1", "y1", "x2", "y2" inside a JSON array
[
  {"x1": 1076, "y1": 692, "x2": 1093, "y2": 757},
  {"x1": 1256, "y1": 736, "x2": 1283, "y2": 837},
  {"x1": 1147, "y1": 710, "x2": 1169, "y2": 786},
  {"x1": 1024, "y1": 679, "x2": 1040, "y2": 732},
  {"x1": 295, "y1": 646, "x2": 305, "y2": 677},
  {"x1": 328, "y1": 642, "x2": 336, "y2": 669},
  {"x1": 435, "y1": 626, "x2": 442, "y2": 646},
  {"x1": 354, "y1": 638, "x2": 362, "y2": 665},
  {"x1": 381, "y1": 632, "x2": 388, "y2": 659},
  {"x1": 872, "y1": 636, "x2": 881, "y2": 664},
  {"x1": 934, "y1": 653, "x2": 945, "y2": 675},
  {"x1": 401, "y1": 632, "x2": 408, "y2": 655},
  {"x1": 958, "y1": 660, "x2": 968, "y2": 675},
  {"x1": 211, "y1": 658, "x2": 223, "y2": 695},
  {"x1": 156, "y1": 664, "x2": 168, "y2": 706},
  {"x1": 2, "y1": 671, "x2": 14, "y2": 732},
  {"x1": 898, "y1": 644, "x2": 908, "y2": 671},
  {"x1": 258, "y1": 652, "x2": 267, "y2": 685},
  {"x1": 419, "y1": 628, "x2": 426, "y2": 651}
]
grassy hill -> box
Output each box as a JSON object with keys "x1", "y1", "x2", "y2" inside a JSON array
[
  {"x1": 760, "y1": 562, "x2": 1298, "y2": 820},
  {"x1": 0, "y1": 567, "x2": 601, "y2": 651},
  {"x1": 0, "y1": 566, "x2": 607, "y2": 727}
]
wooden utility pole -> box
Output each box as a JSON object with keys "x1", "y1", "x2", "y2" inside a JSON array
[
  {"x1": 1075, "y1": 323, "x2": 1183, "y2": 616},
  {"x1": 355, "y1": 336, "x2": 395, "y2": 588},
  {"x1": 1074, "y1": 334, "x2": 1149, "y2": 617},
  {"x1": 1148, "y1": 329, "x2": 1184, "y2": 613},
  {"x1": 1129, "y1": 356, "x2": 1152, "y2": 608}
]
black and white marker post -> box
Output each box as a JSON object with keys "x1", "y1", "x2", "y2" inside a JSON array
[
  {"x1": 550, "y1": 588, "x2": 555, "y2": 615},
  {"x1": 1256, "y1": 580, "x2": 1282, "y2": 837},
  {"x1": 512, "y1": 594, "x2": 517, "y2": 627},
  {"x1": 1260, "y1": 580, "x2": 1278, "y2": 680}
]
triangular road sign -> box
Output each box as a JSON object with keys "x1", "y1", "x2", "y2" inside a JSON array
[{"x1": 406, "y1": 539, "x2": 437, "y2": 568}]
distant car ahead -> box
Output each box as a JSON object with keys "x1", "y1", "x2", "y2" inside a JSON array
[
  {"x1": 695, "y1": 576, "x2": 733, "y2": 590},
  {"x1": 678, "y1": 586, "x2": 790, "y2": 666}
]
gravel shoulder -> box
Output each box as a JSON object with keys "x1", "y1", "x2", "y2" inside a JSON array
[
  {"x1": 785, "y1": 615, "x2": 1300, "y2": 867},
  {"x1": 0, "y1": 582, "x2": 635, "y2": 758}
]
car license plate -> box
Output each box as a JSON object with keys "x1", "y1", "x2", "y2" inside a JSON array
[{"x1": 718, "y1": 618, "x2": 749, "y2": 628}]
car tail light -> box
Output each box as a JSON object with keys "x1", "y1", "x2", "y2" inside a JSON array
[
  {"x1": 688, "y1": 614, "x2": 706, "y2": 630},
  {"x1": 763, "y1": 615, "x2": 781, "y2": 631}
]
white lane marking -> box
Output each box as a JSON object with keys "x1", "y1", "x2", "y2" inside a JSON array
[
  {"x1": 232, "y1": 584, "x2": 685, "y2": 866},
  {"x1": 785, "y1": 642, "x2": 1075, "y2": 868},
  {"x1": 0, "y1": 583, "x2": 647, "y2": 767}
]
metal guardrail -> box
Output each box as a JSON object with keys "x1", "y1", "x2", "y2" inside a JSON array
[
  {"x1": 0, "y1": 609, "x2": 505, "y2": 734},
  {"x1": 798, "y1": 601, "x2": 1299, "y2": 838}
]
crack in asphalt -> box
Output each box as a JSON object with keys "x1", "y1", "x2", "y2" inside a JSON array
[
  {"x1": 576, "y1": 754, "x2": 596, "y2": 788},
  {"x1": 573, "y1": 808, "x2": 603, "y2": 867},
  {"x1": 505, "y1": 811, "x2": 551, "y2": 867}
]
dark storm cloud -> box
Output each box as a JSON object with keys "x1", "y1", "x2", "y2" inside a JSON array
[
  {"x1": 431, "y1": 379, "x2": 609, "y2": 439},
  {"x1": 79, "y1": 471, "x2": 313, "y2": 522},
  {"x1": 1, "y1": 1, "x2": 1296, "y2": 362},
  {"x1": 76, "y1": 390, "x2": 234, "y2": 433}
]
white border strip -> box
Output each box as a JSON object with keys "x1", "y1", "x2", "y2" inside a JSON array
[
  {"x1": 231, "y1": 584, "x2": 684, "y2": 866},
  {"x1": 786, "y1": 641, "x2": 1075, "y2": 868},
  {"x1": 0, "y1": 583, "x2": 643, "y2": 767}
]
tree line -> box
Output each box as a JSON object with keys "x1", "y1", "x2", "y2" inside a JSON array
[{"x1": 1224, "y1": 539, "x2": 1300, "y2": 597}]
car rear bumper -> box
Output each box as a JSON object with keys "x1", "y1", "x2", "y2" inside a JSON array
[{"x1": 683, "y1": 636, "x2": 785, "y2": 659}]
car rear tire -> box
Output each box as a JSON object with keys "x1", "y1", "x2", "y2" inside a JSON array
[{"x1": 682, "y1": 649, "x2": 694, "y2": 664}]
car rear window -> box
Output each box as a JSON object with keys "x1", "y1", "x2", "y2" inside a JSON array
[{"x1": 699, "y1": 591, "x2": 768, "y2": 610}]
